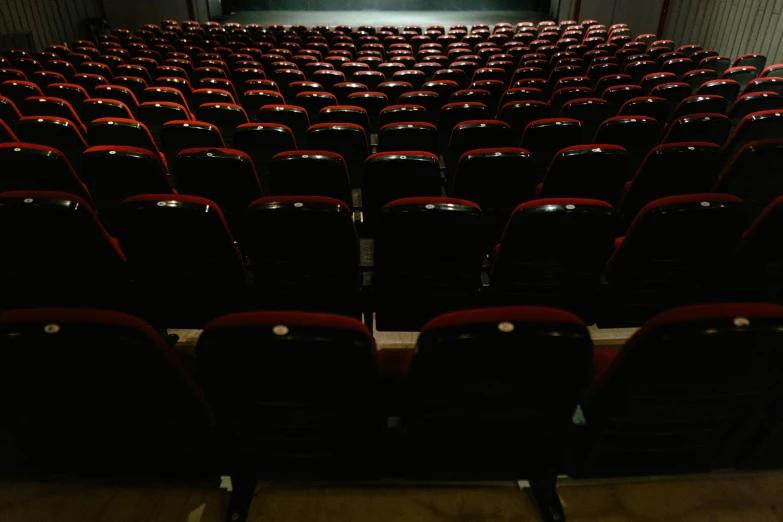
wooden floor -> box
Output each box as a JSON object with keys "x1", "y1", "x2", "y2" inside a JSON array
[{"x1": 2, "y1": 472, "x2": 782, "y2": 521}]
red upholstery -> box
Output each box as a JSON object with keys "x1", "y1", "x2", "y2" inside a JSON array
[
  {"x1": 204, "y1": 310, "x2": 372, "y2": 340},
  {"x1": 512, "y1": 198, "x2": 614, "y2": 214},
  {"x1": 19, "y1": 115, "x2": 87, "y2": 142},
  {"x1": 177, "y1": 146, "x2": 254, "y2": 167},
  {"x1": 250, "y1": 195, "x2": 351, "y2": 212},
  {"x1": 421, "y1": 305, "x2": 585, "y2": 332},
  {"x1": 383, "y1": 196, "x2": 481, "y2": 211},
  {"x1": 307, "y1": 122, "x2": 366, "y2": 133},
  {"x1": 379, "y1": 121, "x2": 436, "y2": 133},
  {"x1": 0, "y1": 119, "x2": 18, "y2": 142},
  {"x1": 628, "y1": 193, "x2": 744, "y2": 233},
  {"x1": 367, "y1": 150, "x2": 438, "y2": 161},
  {"x1": 523, "y1": 117, "x2": 581, "y2": 131},
  {"x1": 272, "y1": 149, "x2": 344, "y2": 161},
  {"x1": 458, "y1": 146, "x2": 530, "y2": 164}
]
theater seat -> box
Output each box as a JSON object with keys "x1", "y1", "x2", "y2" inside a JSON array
[
  {"x1": 593, "y1": 116, "x2": 660, "y2": 176},
  {"x1": 174, "y1": 147, "x2": 263, "y2": 228},
  {"x1": 539, "y1": 144, "x2": 629, "y2": 205},
  {"x1": 407, "y1": 306, "x2": 592, "y2": 483},
  {"x1": 723, "y1": 110, "x2": 783, "y2": 160},
  {"x1": 521, "y1": 117, "x2": 586, "y2": 182},
  {"x1": 574, "y1": 303, "x2": 783, "y2": 477},
  {"x1": 81, "y1": 145, "x2": 174, "y2": 221},
  {"x1": 306, "y1": 123, "x2": 369, "y2": 188},
  {"x1": 14, "y1": 115, "x2": 88, "y2": 172},
  {"x1": 714, "y1": 139, "x2": 783, "y2": 220},
  {"x1": 491, "y1": 199, "x2": 616, "y2": 320},
  {"x1": 243, "y1": 196, "x2": 359, "y2": 315},
  {"x1": 0, "y1": 190, "x2": 125, "y2": 310},
  {"x1": 362, "y1": 151, "x2": 442, "y2": 232},
  {"x1": 620, "y1": 142, "x2": 723, "y2": 227},
  {"x1": 0, "y1": 142, "x2": 92, "y2": 203},
  {"x1": 375, "y1": 197, "x2": 483, "y2": 331},
  {"x1": 87, "y1": 117, "x2": 167, "y2": 167},
  {"x1": 160, "y1": 120, "x2": 226, "y2": 163},
  {"x1": 115, "y1": 194, "x2": 247, "y2": 326},
  {"x1": 267, "y1": 150, "x2": 351, "y2": 207},
  {"x1": 196, "y1": 310, "x2": 380, "y2": 474},
  {"x1": 602, "y1": 194, "x2": 748, "y2": 325},
  {"x1": 0, "y1": 307, "x2": 211, "y2": 471}
]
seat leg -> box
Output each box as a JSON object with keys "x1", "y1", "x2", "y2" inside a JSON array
[
  {"x1": 224, "y1": 473, "x2": 257, "y2": 522},
  {"x1": 528, "y1": 473, "x2": 567, "y2": 522}
]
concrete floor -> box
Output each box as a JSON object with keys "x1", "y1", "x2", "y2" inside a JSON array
[{"x1": 224, "y1": 10, "x2": 548, "y2": 28}]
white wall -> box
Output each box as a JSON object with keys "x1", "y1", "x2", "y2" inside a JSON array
[{"x1": 662, "y1": 0, "x2": 783, "y2": 64}]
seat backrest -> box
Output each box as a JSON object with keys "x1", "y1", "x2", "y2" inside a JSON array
[
  {"x1": 540, "y1": 144, "x2": 629, "y2": 205},
  {"x1": 376, "y1": 197, "x2": 483, "y2": 291},
  {"x1": 452, "y1": 147, "x2": 536, "y2": 212},
  {"x1": 115, "y1": 194, "x2": 246, "y2": 287},
  {"x1": 493, "y1": 198, "x2": 615, "y2": 312},
  {"x1": 0, "y1": 190, "x2": 124, "y2": 285},
  {"x1": 714, "y1": 138, "x2": 783, "y2": 220},
  {"x1": 606, "y1": 194, "x2": 748, "y2": 284},
  {"x1": 174, "y1": 147, "x2": 263, "y2": 220},
  {"x1": 408, "y1": 306, "x2": 593, "y2": 474},
  {"x1": 243, "y1": 195, "x2": 358, "y2": 284},
  {"x1": 0, "y1": 307, "x2": 209, "y2": 469},
  {"x1": 621, "y1": 142, "x2": 723, "y2": 225},
  {"x1": 724, "y1": 110, "x2": 783, "y2": 159},
  {"x1": 196, "y1": 310, "x2": 379, "y2": 473},
  {"x1": 14, "y1": 115, "x2": 88, "y2": 170},
  {"x1": 267, "y1": 150, "x2": 351, "y2": 206},
  {"x1": 580, "y1": 303, "x2": 783, "y2": 476},
  {"x1": 82, "y1": 145, "x2": 174, "y2": 213},
  {"x1": 0, "y1": 142, "x2": 92, "y2": 202},
  {"x1": 363, "y1": 151, "x2": 442, "y2": 230}
]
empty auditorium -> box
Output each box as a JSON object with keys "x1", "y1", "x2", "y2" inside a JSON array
[{"x1": 2, "y1": 0, "x2": 783, "y2": 519}]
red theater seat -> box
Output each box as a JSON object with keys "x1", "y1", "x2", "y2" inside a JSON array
[
  {"x1": 0, "y1": 190, "x2": 125, "y2": 309},
  {"x1": 0, "y1": 307, "x2": 210, "y2": 470},
  {"x1": 620, "y1": 142, "x2": 723, "y2": 227},
  {"x1": 81, "y1": 145, "x2": 174, "y2": 220},
  {"x1": 267, "y1": 150, "x2": 351, "y2": 207},
  {"x1": 0, "y1": 142, "x2": 92, "y2": 203},
  {"x1": 374, "y1": 197, "x2": 483, "y2": 331},
  {"x1": 115, "y1": 194, "x2": 246, "y2": 326},
  {"x1": 362, "y1": 151, "x2": 442, "y2": 232},
  {"x1": 603, "y1": 194, "x2": 747, "y2": 325},
  {"x1": 407, "y1": 306, "x2": 592, "y2": 485},
  {"x1": 714, "y1": 139, "x2": 783, "y2": 220},
  {"x1": 491, "y1": 200, "x2": 616, "y2": 319},
  {"x1": 15, "y1": 115, "x2": 88, "y2": 171},
  {"x1": 575, "y1": 303, "x2": 783, "y2": 477},
  {"x1": 195, "y1": 310, "x2": 378, "y2": 473},
  {"x1": 243, "y1": 197, "x2": 359, "y2": 315},
  {"x1": 174, "y1": 147, "x2": 262, "y2": 227}
]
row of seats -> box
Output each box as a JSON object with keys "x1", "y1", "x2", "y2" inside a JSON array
[
  {"x1": 2, "y1": 126, "x2": 781, "y2": 238},
  {"x1": 2, "y1": 189, "x2": 783, "y2": 329},
  {"x1": 3, "y1": 302, "x2": 782, "y2": 482}
]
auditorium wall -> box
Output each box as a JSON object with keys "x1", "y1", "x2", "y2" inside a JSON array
[
  {"x1": 661, "y1": 0, "x2": 783, "y2": 64},
  {"x1": 0, "y1": 0, "x2": 103, "y2": 51}
]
